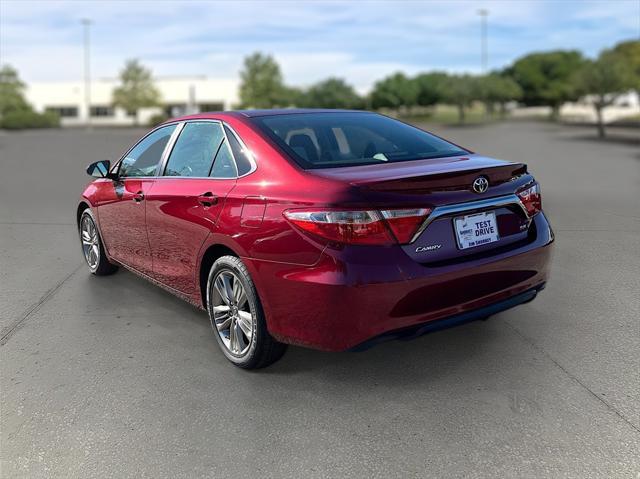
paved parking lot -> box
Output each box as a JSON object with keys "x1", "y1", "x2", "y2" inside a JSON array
[{"x1": 1, "y1": 121, "x2": 638, "y2": 478}]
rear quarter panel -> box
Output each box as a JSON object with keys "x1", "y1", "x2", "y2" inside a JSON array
[{"x1": 209, "y1": 116, "x2": 355, "y2": 266}]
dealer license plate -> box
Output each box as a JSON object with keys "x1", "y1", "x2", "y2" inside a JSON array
[{"x1": 454, "y1": 211, "x2": 499, "y2": 250}]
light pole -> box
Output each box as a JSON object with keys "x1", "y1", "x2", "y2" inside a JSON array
[
  {"x1": 478, "y1": 9, "x2": 488, "y2": 74},
  {"x1": 81, "y1": 18, "x2": 92, "y2": 127}
]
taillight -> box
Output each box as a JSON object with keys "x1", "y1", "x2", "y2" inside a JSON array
[
  {"x1": 517, "y1": 183, "x2": 542, "y2": 216},
  {"x1": 380, "y1": 208, "x2": 432, "y2": 243},
  {"x1": 283, "y1": 208, "x2": 431, "y2": 245}
]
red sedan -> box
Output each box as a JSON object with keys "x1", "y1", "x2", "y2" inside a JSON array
[{"x1": 78, "y1": 110, "x2": 553, "y2": 369}]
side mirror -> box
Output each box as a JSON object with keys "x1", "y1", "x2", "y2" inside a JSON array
[{"x1": 86, "y1": 160, "x2": 114, "y2": 179}]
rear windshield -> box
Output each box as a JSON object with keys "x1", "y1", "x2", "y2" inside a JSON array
[{"x1": 250, "y1": 112, "x2": 468, "y2": 169}]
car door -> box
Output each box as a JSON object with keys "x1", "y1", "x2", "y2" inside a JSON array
[
  {"x1": 145, "y1": 121, "x2": 240, "y2": 293},
  {"x1": 95, "y1": 124, "x2": 178, "y2": 275}
]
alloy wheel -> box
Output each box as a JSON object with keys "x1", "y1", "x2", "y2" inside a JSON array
[
  {"x1": 80, "y1": 214, "x2": 100, "y2": 270},
  {"x1": 211, "y1": 271, "x2": 254, "y2": 356}
]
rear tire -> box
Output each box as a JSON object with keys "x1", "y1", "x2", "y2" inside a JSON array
[
  {"x1": 206, "y1": 255, "x2": 286, "y2": 369},
  {"x1": 79, "y1": 209, "x2": 118, "y2": 276}
]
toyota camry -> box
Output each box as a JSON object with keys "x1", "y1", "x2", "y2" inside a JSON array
[{"x1": 78, "y1": 110, "x2": 553, "y2": 369}]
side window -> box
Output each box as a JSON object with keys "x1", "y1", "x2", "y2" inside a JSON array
[
  {"x1": 119, "y1": 125, "x2": 176, "y2": 177},
  {"x1": 224, "y1": 126, "x2": 254, "y2": 176},
  {"x1": 164, "y1": 122, "x2": 225, "y2": 177},
  {"x1": 210, "y1": 139, "x2": 238, "y2": 178}
]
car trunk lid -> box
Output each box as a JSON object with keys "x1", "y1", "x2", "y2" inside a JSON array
[{"x1": 311, "y1": 154, "x2": 527, "y2": 195}]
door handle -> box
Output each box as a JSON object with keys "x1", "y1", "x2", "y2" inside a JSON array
[
  {"x1": 198, "y1": 192, "x2": 218, "y2": 207},
  {"x1": 133, "y1": 191, "x2": 145, "y2": 202}
]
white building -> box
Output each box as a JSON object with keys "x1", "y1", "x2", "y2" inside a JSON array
[
  {"x1": 560, "y1": 91, "x2": 640, "y2": 123},
  {"x1": 511, "y1": 91, "x2": 640, "y2": 123},
  {"x1": 25, "y1": 76, "x2": 239, "y2": 126}
]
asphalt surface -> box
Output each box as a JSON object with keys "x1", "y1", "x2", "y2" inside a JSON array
[{"x1": 1, "y1": 122, "x2": 638, "y2": 478}]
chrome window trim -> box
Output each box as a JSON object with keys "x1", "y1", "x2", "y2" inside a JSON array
[
  {"x1": 111, "y1": 119, "x2": 258, "y2": 181},
  {"x1": 156, "y1": 121, "x2": 186, "y2": 176},
  {"x1": 410, "y1": 194, "x2": 530, "y2": 243}
]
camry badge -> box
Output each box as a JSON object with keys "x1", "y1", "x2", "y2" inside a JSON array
[
  {"x1": 472, "y1": 176, "x2": 489, "y2": 194},
  {"x1": 416, "y1": 244, "x2": 442, "y2": 253}
]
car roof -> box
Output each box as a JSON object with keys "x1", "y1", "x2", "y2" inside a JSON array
[
  {"x1": 234, "y1": 109, "x2": 367, "y2": 118},
  {"x1": 169, "y1": 108, "x2": 370, "y2": 123}
]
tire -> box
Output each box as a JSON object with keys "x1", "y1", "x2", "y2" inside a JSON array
[
  {"x1": 206, "y1": 255, "x2": 286, "y2": 369},
  {"x1": 78, "y1": 209, "x2": 118, "y2": 276}
]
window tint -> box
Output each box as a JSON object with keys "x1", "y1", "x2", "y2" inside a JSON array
[
  {"x1": 251, "y1": 112, "x2": 468, "y2": 169},
  {"x1": 224, "y1": 126, "x2": 253, "y2": 176},
  {"x1": 164, "y1": 122, "x2": 225, "y2": 177},
  {"x1": 210, "y1": 139, "x2": 237, "y2": 178},
  {"x1": 120, "y1": 125, "x2": 176, "y2": 177}
]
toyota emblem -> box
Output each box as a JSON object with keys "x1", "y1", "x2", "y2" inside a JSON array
[{"x1": 472, "y1": 176, "x2": 489, "y2": 194}]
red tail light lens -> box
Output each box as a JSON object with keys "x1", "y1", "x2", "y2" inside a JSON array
[
  {"x1": 284, "y1": 208, "x2": 431, "y2": 245},
  {"x1": 517, "y1": 183, "x2": 542, "y2": 216},
  {"x1": 284, "y1": 210, "x2": 393, "y2": 245},
  {"x1": 380, "y1": 208, "x2": 432, "y2": 243}
]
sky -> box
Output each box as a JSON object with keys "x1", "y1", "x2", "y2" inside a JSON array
[{"x1": 1, "y1": 0, "x2": 639, "y2": 93}]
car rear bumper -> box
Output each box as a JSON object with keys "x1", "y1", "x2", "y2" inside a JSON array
[
  {"x1": 246, "y1": 212, "x2": 554, "y2": 352},
  {"x1": 349, "y1": 283, "x2": 544, "y2": 351}
]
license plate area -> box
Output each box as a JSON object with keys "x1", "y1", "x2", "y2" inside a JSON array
[{"x1": 453, "y1": 211, "x2": 500, "y2": 250}]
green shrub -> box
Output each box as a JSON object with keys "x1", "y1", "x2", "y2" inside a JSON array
[
  {"x1": 147, "y1": 112, "x2": 169, "y2": 127},
  {"x1": 0, "y1": 109, "x2": 60, "y2": 129}
]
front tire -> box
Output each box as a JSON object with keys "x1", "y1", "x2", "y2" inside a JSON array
[
  {"x1": 79, "y1": 209, "x2": 118, "y2": 276},
  {"x1": 207, "y1": 255, "x2": 286, "y2": 369}
]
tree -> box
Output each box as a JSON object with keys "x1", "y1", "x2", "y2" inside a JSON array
[
  {"x1": 477, "y1": 73, "x2": 522, "y2": 117},
  {"x1": 440, "y1": 74, "x2": 479, "y2": 124},
  {"x1": 496, "y1": 75, "x2": 523, "y2": 117},
  {"x1": 0, "y1": 64, "x2": 29, "y2": 119},
  {"x1": 238, "y1": 52, "x2": 287, "y2": 108},
  {"x1": 0, "y1": 64, "x2": 59, "y2": 129},
  {"x1": 297, "y1": 78, "x2": 362, "y2": 109},
  {"x1": 413, "y1": 72, "x2": 449, "y2": 108},
  {"x1": 112, "y1": 59, "x2": 161, "y2": 125},
  {"x1": 576, "y1": 52, "x2": 635, "y2": 138},
  {"x1": 1, "y1": 109, "x2": 59, "y2": 129},
  {"x1": 282, "y1": 86, "x2": 305, "y2": 108},
  {"x1": 508, "y1": 50, "x2": 585, "y2": 119},
  {"x1": 370, "y1": 72, "x2": 419, "y2": 111},
  {"x1": 609, "y1": 40, "x2": 640, "y2": 96}
]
